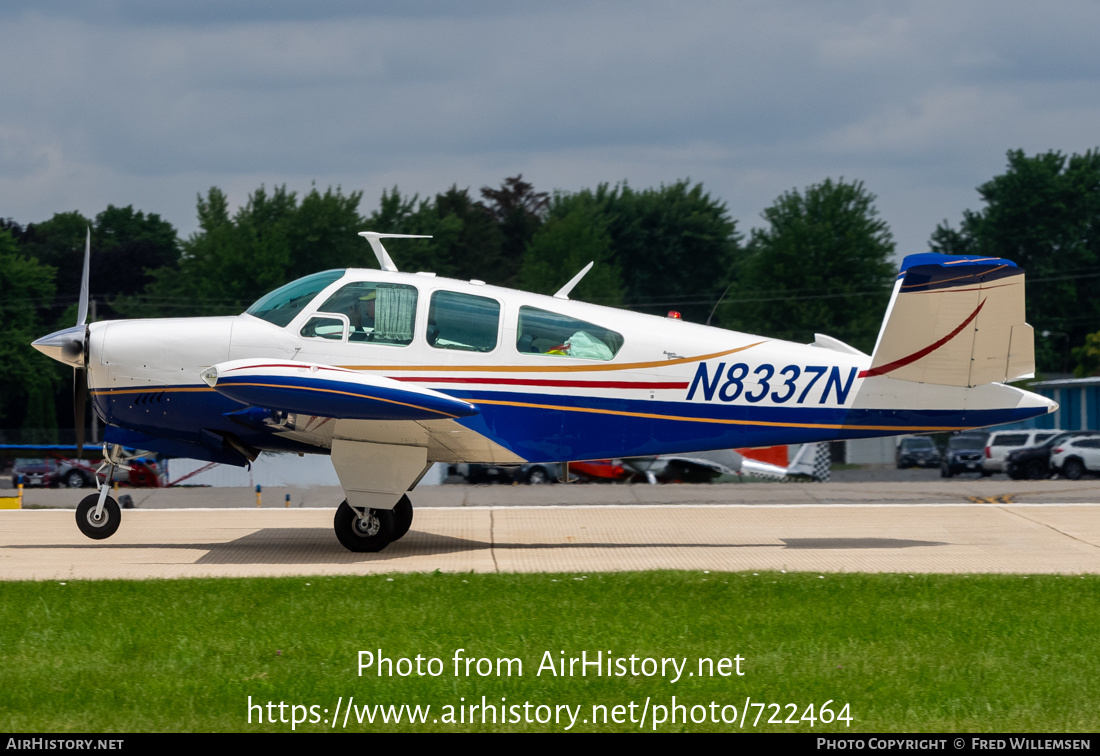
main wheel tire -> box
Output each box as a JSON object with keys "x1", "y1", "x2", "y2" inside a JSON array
[
  {"x1": 333, "y1": 500, "x2": 394, "y2": 552},
  {"x1": 65, "y1": 470, "x2": 89, "y2": 489},
  {"x1": 1024, "y1": 460, "x2": 1048, "y2": 480},
  {"x1": 1063, "y1": 458, "x2": 1085, "y2": 481},
  {"x1": 391, "y1": 495, "x2": 413, "y2": 541},
  {"x1": 76, "y1": 494, "x2": 121, "y2": 540}
]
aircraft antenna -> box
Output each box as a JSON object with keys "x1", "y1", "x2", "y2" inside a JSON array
[
  {"x1": 358, "y1": 232, "x2": 432, "y2": 272},
  {"x1": 553, "y1": 261, "x2": 594, "y2": 300},
  {"x1": 705, "y1": 283, "x2": 732, "y2": 326}
]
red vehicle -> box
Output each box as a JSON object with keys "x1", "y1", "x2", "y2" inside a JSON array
[
  {"x1": 11, "y1": 458, "x2": 59, "y2": 488},
  {"x1": 52, "y1": 455, "x2": 165, "y2": 489},
  {"x1": 569, "y1": 460, "x2": 639, "y2": 483}
]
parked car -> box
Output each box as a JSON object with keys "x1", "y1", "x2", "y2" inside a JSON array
[
  {"x1": 54, "y1": 459, "x2": 97, "y2": 489},
  {"x1": 895, "y1": 436, "x2": 941, "y2": 469},
  {"x1": 1005, "y1": 431, "x2": 1100, "y2": 480},
  {"x1": 11, "y1": 458, "x2": 58, "y2": 488},
  {"x1": 982, "y1": 429, "x2": 1060, "y2": 474},
  {"x1": 122, "y1": 457, "x2": 166, "y2": 487},
  {"x1": 941, "y1": 432, "x2": 990, "y2": 477},
  {"x1": 1050, "y1": 436, "x2": 1100, "y2": 480},
  {"x1": 55, "y1": 456, "x2": 166, "y2": 488},
  {"x1": 570, "y1": 460, "x2": 640, "y2": 483}
]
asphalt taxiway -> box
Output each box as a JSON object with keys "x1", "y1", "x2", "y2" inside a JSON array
[{"x1": 2, "y1": 481, "x2": 1099, "y2": 580}]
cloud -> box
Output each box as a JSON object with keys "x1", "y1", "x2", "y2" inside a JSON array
[{"x1": 1, "y1": 0, "x2": 1099, "y2": 262}]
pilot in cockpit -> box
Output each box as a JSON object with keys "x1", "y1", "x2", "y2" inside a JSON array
[{"x1": 349, "y1": 290, "x2": 376, "y2": 341}]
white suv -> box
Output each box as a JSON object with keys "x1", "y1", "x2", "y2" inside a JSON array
[
  {"x1": 1051, "y1": 437, "x2": 1100, "y2": 480},
  {"x1": 982, "y1": 429, "x2": 1061, "y2": 474}
]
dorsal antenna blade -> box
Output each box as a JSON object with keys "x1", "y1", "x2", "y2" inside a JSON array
[
  {"x1": 77, "y1": 226, "x2": 91, "y2": 326},
  {"x1": 553, "y1": 261, "x2": 594, "y2": 300},
  {"x1": 358, "y1": 232, "x2": 432, "y2": 273}
]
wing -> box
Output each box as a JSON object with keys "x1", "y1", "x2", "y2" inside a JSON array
[
  {"x1": 202, "y1": 358, "x2": 522, "y2": 511},
  {"x1": 623, "y1": 449, "x2": 743, "y2": 482},
  {"x1": 623, "y1": 446, "x2": 824, "y2": 482},
  {"x1": 202, "y1": 358, "x2": 478, "y2": 421}
]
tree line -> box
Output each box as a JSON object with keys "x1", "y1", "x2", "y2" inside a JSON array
[{"x1": 2, "y1": 148, "x2": 1099, "y2": 439}]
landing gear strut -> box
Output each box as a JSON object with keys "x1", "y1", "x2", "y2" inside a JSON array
[
  {"x1": 333, "y1": 495, "x2": 415, "y2": 552},
  {"x1": 74, "y1": 444, "x2": 130, "y2": 541}
]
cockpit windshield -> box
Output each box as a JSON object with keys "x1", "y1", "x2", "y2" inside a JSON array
[{"x1": 245, "y1": 270, "x2": 345, "y2": 327}]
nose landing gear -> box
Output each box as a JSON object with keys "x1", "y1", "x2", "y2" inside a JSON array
[{"x1": 73, "y1": 444, "x2": 131, "y2": 541}]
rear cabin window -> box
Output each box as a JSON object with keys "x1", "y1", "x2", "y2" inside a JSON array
[
  {"x1": 303, "y1": 281, "x2": 418, "y2": 346},
  {"x1": 517, "y1": 306, "x2": 623, "y2": 361},
  {"x1": 428, "y1": 291, "x2": 500, "y2": 352}
]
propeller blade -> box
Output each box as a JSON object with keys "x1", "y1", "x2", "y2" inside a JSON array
[
  {"x1": 77, "y1": 226, "x2": 90, "y2": 326},
  {"x1": 74, "y1": 367, "x2": 88, "y2": 459}
]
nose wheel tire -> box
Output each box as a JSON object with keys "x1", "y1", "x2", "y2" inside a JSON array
[
  {"x1": 76, "y1": 494, "x2": 121, "y2": 540},
  {"x1": 334, "y1": 500, "x2": 394, "y2": 552}
]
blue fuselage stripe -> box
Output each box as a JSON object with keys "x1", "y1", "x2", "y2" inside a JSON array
[{"x1": 95, "y1": 385, "x2": 1047, "y2": 463}]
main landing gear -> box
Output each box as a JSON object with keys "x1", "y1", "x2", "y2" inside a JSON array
[
  {"x1": 333, "y1": 495, "x2": 414, "y2": 553},
  {"x1": 74, "y1": 444, "x2": 131, "y2": 541}
]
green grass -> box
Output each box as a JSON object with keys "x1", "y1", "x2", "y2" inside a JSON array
[{"x1": 2, "y1": 572, "x2": 1098, "y2": 732}]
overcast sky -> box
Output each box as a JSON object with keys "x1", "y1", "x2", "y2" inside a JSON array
[{"x1": 2, "y1": 1, "x2": 1098, "y2": 261}]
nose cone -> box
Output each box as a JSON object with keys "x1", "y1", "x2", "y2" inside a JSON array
[{"x1": 32, "y1": 325, "x2": 87, "y2": 368}]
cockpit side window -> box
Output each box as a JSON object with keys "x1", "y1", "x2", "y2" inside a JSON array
[
  {"x1": 299, "y1": 315, "x2": 348, "y2": 341},
  {"x1": 428, "y1": 291, "x2": 500, "y2": 352},
  {"x1": 517, "y1": 306, "x2": 623, "y2": 360},
  {"x1": 245, "y1": 270, "x2": 345, "y2": 327},
  {"x1": 314, "y1": 281, "x2": 418, "y2": 346}
]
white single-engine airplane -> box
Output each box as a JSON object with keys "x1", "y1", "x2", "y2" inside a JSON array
[{"x1": 33, "y1": 231, "x2": 1055, "y2": 552}]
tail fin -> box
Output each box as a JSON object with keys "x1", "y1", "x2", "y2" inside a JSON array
[{"x1": 865, "y1": 254, "x2": 1035, "y2": 388}]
